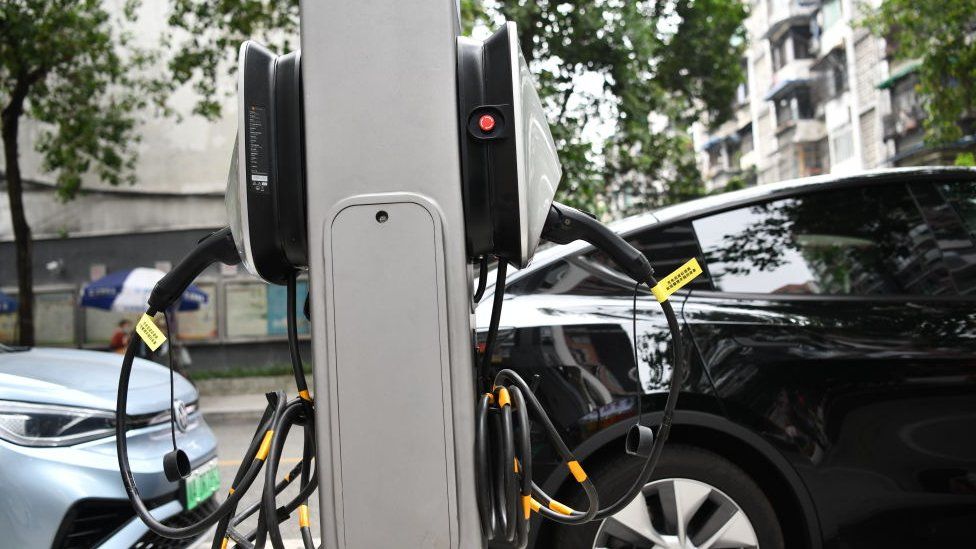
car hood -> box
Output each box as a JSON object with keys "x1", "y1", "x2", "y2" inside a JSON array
[{"x1": 0, "y1": 347, "x2": 196, "y2": 415}]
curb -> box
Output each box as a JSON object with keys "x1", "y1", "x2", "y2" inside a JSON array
[
  {"x1": 200, "y1": 405, "x2": 268, "y2": 423},
  {"x1": 195, "y1": 375, "x2": 315, "y2": 422}
]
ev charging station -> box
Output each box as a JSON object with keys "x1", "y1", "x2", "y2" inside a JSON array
[
  {"x1": 300, "y1": 1, "x2": 483, "y2": 546},
  {"x1": 116, "y1": 1, "x2": 694, "y2": 547}
]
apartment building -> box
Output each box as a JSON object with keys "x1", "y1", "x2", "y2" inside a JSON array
[{"x1": 698, "y1": 0, "x2": 971, "y2": 190}]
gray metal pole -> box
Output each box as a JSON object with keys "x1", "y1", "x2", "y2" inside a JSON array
[{"x1": 300, "y1": 1, "x2": 482, "y2": 547}]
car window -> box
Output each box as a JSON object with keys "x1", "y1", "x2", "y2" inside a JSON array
[
  {"x1": 506, "y1": 258, "x2": 626, "y2": 296},
  {"x1": 912, "y1": 180, "x2": 976, "y2": 295},
  {"x1": 692, "y1": 184, "x2": 954, "y2": 296},
  {"x1": 507, "y1": 221, "x2": 710, "y2": 296},
  {"x1": 588, "y1": 221, "x2": 712, "y2": 290},
  {"x1": 938, "y1": 180, "x2": 976, "y2": 238}
]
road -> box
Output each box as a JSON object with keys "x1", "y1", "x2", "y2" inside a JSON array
[{"x1": 195, "y1": 415, "x2": 320, "y2": 548}]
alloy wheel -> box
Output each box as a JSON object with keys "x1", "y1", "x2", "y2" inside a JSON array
[{"x1": 592, "y1": 477, "x2": 760, "y2": 549}]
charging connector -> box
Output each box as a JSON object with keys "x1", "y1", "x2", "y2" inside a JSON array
[
  {"x1": 541, "y1": 202, "x2": 653, "y2": 283},
  {"x1": 476, "y1": 203, "x2": 692, "y2": 546},
  {"x1": 116, "y1": 227, "x2": 316, "y2": 549}
]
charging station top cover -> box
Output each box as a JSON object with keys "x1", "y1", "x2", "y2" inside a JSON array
[
  {"x1": 458, "y1": 22, "x2": 562, "y2": 268},
  {"x1": 225, "y1": 41, "x2": 307, "y2": 284}
]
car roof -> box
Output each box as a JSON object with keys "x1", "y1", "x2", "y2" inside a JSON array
[
  {"x1": 646, "y1": 166, "x2": 976, "y2": 226},
  {"x1": 491, "y1": 166, "x2": 976, "y2": 294}
]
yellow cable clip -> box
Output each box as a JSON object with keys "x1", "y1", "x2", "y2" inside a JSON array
[
  {"x1": 299, "y1": 389, "x2": 312, "y2": 402},
  {"x1": 567, "y1": 460, "x2": 587, "y2": 483},
  {"x1": 497, "y1": 387, "x2": 511, "y2": 407},
  {"x1": 298, "y1": 504, "x2": 310, "y2": 528},
  {"x1": 522, "y1": 495, "x2": 532, "y2": 519},
  {"x1": 256, "y1": 430, "x2": 274, "y2": 461},
  {"x1": 548, "y1": 499, "x2": 575, "y2": 516}
]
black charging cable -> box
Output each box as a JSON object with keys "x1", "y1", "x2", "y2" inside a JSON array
[
  {"x1": 475, "y1": 203, "x2": 687, "y2": 546},
  {"x1": 115, "y1": 228, "x2": 318, "y2": 548},
  {"x1": 473, "y1": 256, "x2": 489, "y2": 303}
]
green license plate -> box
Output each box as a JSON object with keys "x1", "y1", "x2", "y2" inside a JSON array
[{"x1": 183, "y1": 458, "x2": 220, "y2": 510}]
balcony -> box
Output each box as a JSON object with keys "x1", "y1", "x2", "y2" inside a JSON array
[
  {"x1": 883, "y1": 107, "x2": 925, "y2": 141},
  {"x1": 772, "y1": 58, "x2": 814, "y2": 89},
  {"x1": 765, "y1": 0, "x2": 820, "y2": 40},
  {"x1": 777, "y1": 119, "x2": 827, "y2": 143}
]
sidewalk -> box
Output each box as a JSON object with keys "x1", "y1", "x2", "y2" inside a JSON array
[
  {"x1": 196, "y1": 375, "x2": 310, "y2": 422},
  {"x1": 198, "y1": 392, "x2": 269, "y2": 422}
]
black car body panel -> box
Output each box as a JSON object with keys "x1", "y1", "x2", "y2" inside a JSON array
[{"x1": 477, "y1": 168, "x2": 976, "y2": 548}]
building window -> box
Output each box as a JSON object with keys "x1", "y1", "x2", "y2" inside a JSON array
[
  {"x1": 736, "y1": 58, "x2": 750, "y2": 105},
  {"x1": 775, "y1": 86, "x2": 815, "y2": 127},
  {"x1": 798, "y1": 141, "x2": 826, "y2": 176},
  {"x1": 707, "y1": 144, "x2": 722, "y2": 169},
  {"x1": 772, "y1": 36, "x2": 789, "y2": 70},
  {"x1": 831, "y1": 127, "x2": 854, "y2": 163},
  {"x1": 793, "y1": 26, "x2": 814, "y2": 60},
  {"x1": 740, "y1": 125, "x2": 755, "y2": 155},
  {"x1": 772, "y1": 26, "x2": 814, "y2": 71},
  {"x1": 828, "y1": 51, "x2": 849, "y2": 97},
  {"x1": 728, "y1": 139, "x2": 743, "y2": 169},
  {"x1": 822, "y1": 0, "x2": 842, "y2": 30}
]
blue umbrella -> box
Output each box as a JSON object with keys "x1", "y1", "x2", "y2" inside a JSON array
[
  {"x1": 0, "y1": 290, "x2": 16, "y2": 314},
  {"x1": 80, "y1": 267, "x2": 208, "y2": 312}
]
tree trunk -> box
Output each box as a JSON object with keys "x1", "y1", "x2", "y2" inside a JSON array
[{"x1": 1, "y1": 107, "x2": 34, "y2": 347}]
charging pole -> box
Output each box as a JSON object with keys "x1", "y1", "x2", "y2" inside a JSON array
[{"x1": 300, "y1": 1, "x2": 481, "y2": 547}]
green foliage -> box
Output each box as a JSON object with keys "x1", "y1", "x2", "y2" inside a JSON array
[
  {"x1": 0, "y1": 0, "x2": 157, "y2": 199},
  {"x1": 864, "y1": 0, "x2": 976, "y2": 145},
  {"x1": 721, "y1": 165, "x2": 756, "y2": 193},
  {"x1": 164, "y1": 0, "x2": 747, "y2": 217},
  {"x1": 955, "y1": 152, "x2": 976, "y2": 167},
  {"x1": 480, "y1": 0, "x2": 748, "y2": 215},
  {"x1": 459, "y1": 0, "x2": 485, "y2": 34},
  {"x1": 166, "y1": 0, "x2": 300, "y2": 119}
]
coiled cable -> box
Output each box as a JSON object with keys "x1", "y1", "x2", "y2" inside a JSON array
[
  {"x1": 116, "y1": 268, "x2": 317, "y2": 548},
  {"x1": 475, "y1": 271, "x2": 685, "y2": 547}
]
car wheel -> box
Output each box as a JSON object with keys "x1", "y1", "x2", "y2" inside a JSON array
[{"x1": 551, "y1": 444, "x2": 784, "y2": 549}]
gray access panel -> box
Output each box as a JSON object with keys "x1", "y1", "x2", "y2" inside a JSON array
[
  {"x1": 300, "y1": 1, "x2": 482, "y2": 547},
  {"x1": 327, "y1": 197, "x2": 456, "y2": 547}
]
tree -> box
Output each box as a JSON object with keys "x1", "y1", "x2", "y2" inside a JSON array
[
  {"x1": 165, "y1": 0, "x2": 300, "y2": 119},
  {"x1": 165, "y1": 0, "x2": 746, "y2": 216},
  {"x1": 487, "y1": 0, "x2": 748, "y2": 215},
  {"x1": 0, "y1": 0, "x2": 157, "y2": 345},
  {"x1": 865, "y1": 0, "x2": 976, "y2": 153}
]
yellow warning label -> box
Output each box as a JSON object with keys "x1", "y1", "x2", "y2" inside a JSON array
[
  {"x1": 135, "y1": 314, "x2": 166, "y2": 351},
  {"x1": 651, "y1": 258, "x2": 703, "y2": 303}
]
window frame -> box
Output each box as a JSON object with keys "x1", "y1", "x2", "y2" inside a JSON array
[
  {"x1": 680, "y1": 175, "x2": 976, "y2": 303},
  {"x1": 497, "y1": 172, "x2": 976, "y2": 304}
]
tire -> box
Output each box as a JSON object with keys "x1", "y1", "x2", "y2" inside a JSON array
[{"x1": 550, "y1": 444, "x2": 784, "y2": 549}]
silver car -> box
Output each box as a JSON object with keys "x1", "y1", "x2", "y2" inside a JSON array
[{"x1": 0, "y1": 344, "x2": 219, "y2": 548}]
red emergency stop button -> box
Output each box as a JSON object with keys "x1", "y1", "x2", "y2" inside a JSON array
[{"x1": 478, "y1": 114, "x2": 496, "y2": 133}]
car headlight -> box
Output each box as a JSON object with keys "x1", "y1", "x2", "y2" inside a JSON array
[{"x1": 0, "y1": 400, "x2": 115, "y2": 447}]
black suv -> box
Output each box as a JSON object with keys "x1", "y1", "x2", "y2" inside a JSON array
[{"x1": 477, "y1": 167, "x2": 976, "y2": 549}]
